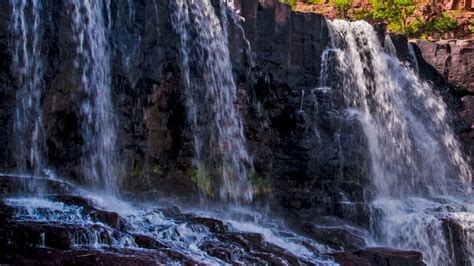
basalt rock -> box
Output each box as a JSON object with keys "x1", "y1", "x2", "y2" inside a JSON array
[
  {"x1": 0, "y1": 1, "x2": 472, "y2": 262},
  {"x1": 413, "y1": 39, "x2": 474, "y2": 172},
  {"x1": 330, "y1": 248, "x2": 426, "y2": 266},
  {"x1": 301, "y1": 223, "x2": 367, "y2": 251},
  {"x1": 0, "y1": 177, "x2": 327, "y2": 265},
  {"x1": 441, "y1": 218, "x2": 472, "y2": 266},
  {"x1": 414, "y1": 39, "x2": 474, "y2": 94}
]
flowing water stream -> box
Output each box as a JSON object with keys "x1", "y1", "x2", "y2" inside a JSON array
[
  {"x1": 69, "y1": 0, "x2": 119, "y2": 193},
  {"x1": 172, "y1": 0, "x2": 253, "y2": 202},
  {"x1": 320, "y1": 19, "x2": 473, "y2": 265},
  {"x1": 4, "y1": 1, "x2": 474, "y2": 264},
  {"x1": 10, "y1": 0, "x2": 44, "y2": 176}
]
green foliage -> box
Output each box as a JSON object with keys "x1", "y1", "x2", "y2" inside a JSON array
[
  {"x1": 349, "y1": 7, "x2": 371, "y2": 20},
  {"x1": 431, "y1": 12, "x2": 458, "y2": 32},
  {"x1": 250, "y1": 175, "x2": 272, "y2": 196},
  {"x1": 186, "y1": 168, "x2": 213, "y2": 197},
  {"x1": 280, "y1": 0, "x2": 297, "y2": 9},
  {"x1": 330, "y1": 0, "x2": 353, "y2": 18},
  {"x1": 307, "y1": 0, "x2": 325, "y2": 4},
  {"x1": 130, "y1": 163, "x2": 143, "y2": 178},
  {"x1": 371, "y1": 0, "x2": 416, "y2": 34},
  {"x1": 471, "y1": 18, "x2": 474, "y2": 33},
  {"x1": 407, "y1": 13, "x2": 458, "y2": 38},
  {"x1": 152, "y1": 164, "x2": 162, "y2": 175}
]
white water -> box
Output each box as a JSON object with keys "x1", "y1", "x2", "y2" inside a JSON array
[
  {"x1": 10, "y1": 0, "x2": 44, "y2": 176},
  {"x1": 172, "y1": 0, "x2": 253, "y2": 202},
  {"x1": 69, "y1": 0, "x2": 119, "y2": 193},
  {"x1": 322, "y1": 20, "x2": 473, "y2": 265},
  {"x1": 408, "y1": 42, "x2": 420, "y2": 72},
  {"x1": 4, "y1": 189, "x2": 335, "y2": 265}
]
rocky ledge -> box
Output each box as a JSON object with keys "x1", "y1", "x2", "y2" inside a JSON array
[
  {"x1": 411, "y1": 39, "x2": 474, "y2": 173},
  {"x1": 0, "y1": 175, "x2": 426, "y2": 265}
]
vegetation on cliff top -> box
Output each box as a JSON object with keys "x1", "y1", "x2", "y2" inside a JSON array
[{"x1": 280, "y1": 0, "x2": 473, "y2": 39}]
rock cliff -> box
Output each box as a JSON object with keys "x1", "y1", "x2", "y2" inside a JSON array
[{"x1": 0, "y1": 0, "x2": 471, "y2": 232}]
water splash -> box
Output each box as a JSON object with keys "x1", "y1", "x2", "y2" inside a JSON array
[
  {"x1": 326, "y1": 20, "x2": 471, "y2": 197},
  {"x1": 4, "y1": 191, "x2": 335, "y2": 264},
  {"x1": 10, "y1": 0, "x2": 44, "y2": 176},
  {"x1": 383, "y1": 35, "x2": 397, "y2": 56},
  {"x1": 69, "y1": 0, "x2": 119, "y2": 193},
  {"x1": 322, "y1": 19, "x2": 473, "y2": 265},
  {"x1": 172, "y1": 0, "x2": 253, "y2": 202},
  {"x1": 407, "y1": 42, "x2": 419, "y2": 72}
]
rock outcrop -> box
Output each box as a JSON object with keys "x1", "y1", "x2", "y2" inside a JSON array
[
  {"x1": 0, "y1": 1, "x2": 472, "y2": 264},
  {"x1": 0, "y1": 175, "x2": 429, "y2": 265},
  {"x1": 413, "y1": 39, "x2": 474, "y2": 172}
]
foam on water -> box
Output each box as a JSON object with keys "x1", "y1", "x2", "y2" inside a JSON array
[
  {"x1": 69, "y1": 0, "x2": 119, "y2": 193},
  {"x1": 10, "y1": 0, "x2": 45, "y2": 177},
  {"x1": 4, "y1": 191, "x2": 336, "y2": 265},
  {"x1": 172, "y1": 0, "x2": 253, "y2": 202},
  {"x1": 321, "y1": 19, "x2": 473, "y2": 265}
]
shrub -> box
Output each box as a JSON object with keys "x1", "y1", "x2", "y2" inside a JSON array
[
  {"x1": 307, "y1": 0, "x2": 326, "y2": 4},
  {"x1": 330, "y1": 0, "x2": 353, "y2": 18},
  {"x1": 408, "y1": 12, "x2": 458, "y2": 38},
  {"x1": 280, "y1": 0, "x2": 297, "y2": 9},
  {"x1": 431, "y1": 12, "x2": 458, "y2": 33},
  {"x1": 471, "y1": 18, "x2": 474, "y2": 33},
  {"x1": 371, "y1": 0, "x2": 417, "y2": 34},
  {"x1": 349, "y1": 8, "x2": 371, "y2": 20}
]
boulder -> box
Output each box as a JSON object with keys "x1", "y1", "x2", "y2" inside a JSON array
[
  {"x1": 301, "y1": 223, "x2": 367, "y2": 251},
  {"x1": 414, "y1": 39, "x2": 474, "y2": 93},
  {"x1": 330, "y1": 248, "x2": 425, "y2": 266}
]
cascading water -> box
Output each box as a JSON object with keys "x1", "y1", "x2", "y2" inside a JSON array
[
  {"x1": 69, "y1": 0, "x2": 119, "y2": 193},
  {"x1": 320, "y1": 19, "x2": 473, "y2": 265},
  {"x1": 10, "y1": 0, "x2": 44, "y2": 176},
  {"x1": 172, "y1": 0, "x2": 253, "y2": 202},
  {"x1": 408, "y1": 42, "x2": 420, "y2": 72}
]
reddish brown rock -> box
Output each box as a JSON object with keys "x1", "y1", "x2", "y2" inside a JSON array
[
  {"x1": 414, "y1": 39, "x2": 474, "y2": 93},
  {"x1": 301, "y1": 223, "x2": 367, "y2": 251},
  {"x1": 330, "y1": 248, "x2": 426, "y2": 266}
]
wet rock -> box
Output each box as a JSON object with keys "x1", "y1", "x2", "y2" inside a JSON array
[
  {"x1": 47, "y1": 195, "x2": 129, "y2": 231},
  {"x1": 441, "y1": 218, "x2": 472, "y2": 266},
  {"x1": 301, "y1": 223, "x2": 367, "y2": 251},
  {"x1": 199, "y1": 240, "x2": 262, "y2": 264},
  {"x1": 330, "y1": 252, "x2": 371, "y2": 266},
  {"x1": 414, "y1": 39, "x2": 474, "y2": 93},
  {"x1": 133, "y1": 234, "x2": 166, "y2": 250},
  {"x1": 0, "y1": 247, "x2": 197, "y2": 265},
  {"x1": 412, "y1": 39, "x2": 474, "y2": 172},
  {"x1": 330, "y1": 248, "x2": 425, "y2": 266},
  {"x1": 187, "y1": 217, "x2": 227, "y2": 233},
  {"x1": 0, "y1": 176, "x2": 77, "y2": 197},
  {"x1": 215, "y1": 232, "x2": 308, "y2": 265},
  {"x1": 0, "y1": 221, "x2": 129, "y2": 250},
  {"x1": 355, "y1": 248, "x2": 425, "y2": 266}
]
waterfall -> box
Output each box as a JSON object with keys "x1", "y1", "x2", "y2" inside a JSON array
[
  {"x1": 69, "y1": 0, "x2": 119, "y2": 193},
  {"x1": 10, "y1": 0, "x2": 44, "y2": 176},
  {"x1": 408, "y1": 42, "x2": 420, "y2": 72},
  {"x1": 321, "y1": 20, "x2": 473, "y2": 265},
  {"x1": 172, "y1": 0, "x2": 253, "y2": 202}
]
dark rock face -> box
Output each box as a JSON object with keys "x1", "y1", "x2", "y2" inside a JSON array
[
  {"x1": 301, "y1": 223, "x2": 367, "y2": 251},
  {"x1": 0, "y1": 176, "x2": 429, "y2": 265},
  {"x1": 0, "y1": 2, "x2": 472, "y2": 263},
  {"x1": 413, "y1": 39, "x2": 474, "y2": 173},
  {"x1": 0, "y1": 0, "x2": 371, "y2": 227},
  {"x1": 414, "y1": 40, "x2": 474, "y2": 94},
  {"x1": 0, "y1": 176, "x2": 322, "y2": 265},
  {"x1": 234, "y1": 0, "x2": 371, "y2": 227},
  {"x1": 441, "y1": 218, "x2": 472, "y2": 266},
  {"x1": 331, "y1": 248, "x2": 426, "y2": 266}
]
